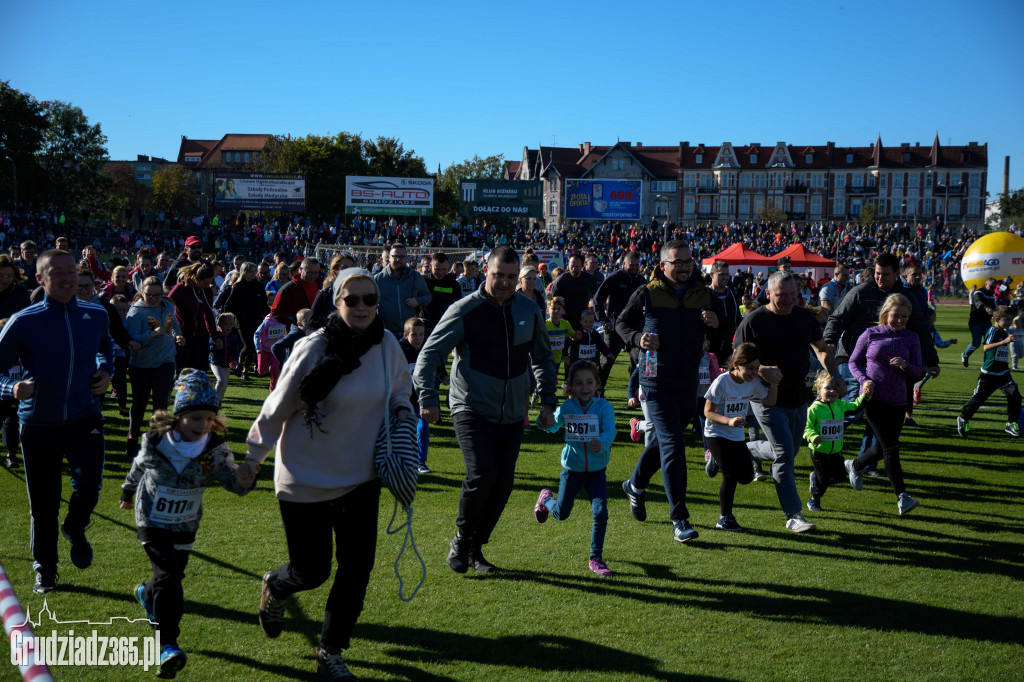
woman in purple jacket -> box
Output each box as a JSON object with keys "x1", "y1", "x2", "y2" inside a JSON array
[{"x1": 846, "y1": 293, "x2": 923, "y2": 515}]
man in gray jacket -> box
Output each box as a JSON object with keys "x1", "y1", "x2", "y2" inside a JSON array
[
  {"x1": 372, "y1": 243, "x2": 431, "y2": 337},
  {"x1": 415, "y1": 246, "x2": 556, "y2": 575}
]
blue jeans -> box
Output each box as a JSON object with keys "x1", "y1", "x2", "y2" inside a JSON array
[
  {"x1": 544, "y1": 468, "x2": 608, "y2": 560},
  {"x1": 416, "y1": 418, "x2": 429, "y2": 464},
  {"x1": 749, "y1": 402, "x2": 807, "y2": 518},
  {"x1": 963, "y1": 320, "x2": 990, "y2": 360},
  {"x1": 629, "y1": 383, "x2": 695, "y2": 522}
]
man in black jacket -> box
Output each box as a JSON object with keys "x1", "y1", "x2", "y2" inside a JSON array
[
  {"x1": 616, "y1": 241, "x2": 732, "y2": 544},
  {"x1": 594, "y1": 251, "x2": 646, "y2": 386},
  {"x1": 549, "y1": 254, "x2": 597, "y2": 329},
  {"x1": 420, "y1": 252, "x2": 462, "y2": 338},
  {"x1": 962, "y1": 278, "x2": 997, "y2": 367},
  {"x1": 707, "y1": 260, "x2": 743, "y2": 365}
]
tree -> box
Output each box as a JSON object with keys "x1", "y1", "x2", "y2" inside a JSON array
[
  {"x1": 434, "y1": 153, "x2": 506, "y2": 224},
  {"x1": 757, "y1": 204, "x2": 788, "y2": 225},
  {"x1": 99, "y1": 162, "x2": 149, "y2": 224},
  {"x1": 994, "y1": 189, "x2": 1024, "y2": 230},
  {"x1": 149, "y1": 164, "x2": 194, "y2": 217},
  {"x1": 251, "y1": 133, "x2": 367, "y2": 215},
  {"x1": 855, "y1": 203, "x2": 879, "y2": 228},
  {"x1": 37, "y1": 100, "x2": 108, "y2": 209},
  {"x1": 362, "y1": 136, "x2": 427, "y2": 178},
  {"x1": 0, "y1": 81, "x2": 49, "y2": 207}
]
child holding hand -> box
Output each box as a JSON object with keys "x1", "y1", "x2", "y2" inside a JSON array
[
  {"x1": 804, "y1": 371, "x2": 874, "y2": 511},
  {"x1": 119, "y1": 369, "x2": 257, "y2": 679},
  {"x1": 533, "y1": 360, "x2": 617, "y2": 577}
]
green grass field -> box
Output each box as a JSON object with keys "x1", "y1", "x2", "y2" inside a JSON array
[{"x1": 1, "y1": 303, "x2": 1022, "y2": 681}]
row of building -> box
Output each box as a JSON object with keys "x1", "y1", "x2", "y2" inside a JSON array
[{"x1": 507, "y1": 135, "x2": 989, "y2": 230}]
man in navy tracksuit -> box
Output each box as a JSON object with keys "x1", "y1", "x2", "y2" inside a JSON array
[{"x1": 0, "y1": 250, "x2": 114, "y2": 593}]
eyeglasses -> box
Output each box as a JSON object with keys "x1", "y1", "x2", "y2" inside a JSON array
[
  {"x1": 340, "y1": 293, "x2": 379, "y2": 308},
  {"x1": 662, "y1": 259, "x2": 694, "y2": 268},
  {"x1": 77, "y1": 284, "x2": 94, "y2": 291}
]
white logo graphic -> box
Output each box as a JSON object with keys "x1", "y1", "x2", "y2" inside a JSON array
[{"x1": 10, "y1": 599, "x2": 161, "y2": 671}]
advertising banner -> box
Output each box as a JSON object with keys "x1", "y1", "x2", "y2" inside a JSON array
[
  {"x1": 345, "y1": 176, "x2": 434, "y2": 216},
  {"x1": 564, "y1": 179, "x2": 642, "y2": 220},
  {"x1": 213, "y1": 172, "x2": 305, "y2": 211},
  {"x1": 459, "y1": 180, "x2": 543, "y2": 217}
]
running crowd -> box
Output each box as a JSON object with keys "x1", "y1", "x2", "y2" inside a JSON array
[{"x1": 0, "y1": 225, "x2": 1022, "y2": 680}]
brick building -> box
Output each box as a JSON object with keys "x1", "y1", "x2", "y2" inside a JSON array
[
  {"x1": 176, "y1": 133, "x2": 272, "y2": 215},
  {"x1": 515, "y1": 135, "x2": 987, "y2": 231}
]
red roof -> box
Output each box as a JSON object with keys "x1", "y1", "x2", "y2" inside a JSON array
[
  {"x1": 702, "y1": 242, "x2": 774, "y2": 266},
  {"x1": 176, "y1": 134, "x2": 272, "y2": 169},
  {"x1": 770, "y1": 243, "x2": 837, "y2": 267}
]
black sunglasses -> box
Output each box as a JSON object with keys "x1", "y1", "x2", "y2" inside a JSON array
[{"x1": 340, "y1": 293, "x2": 378, "y2": 307}]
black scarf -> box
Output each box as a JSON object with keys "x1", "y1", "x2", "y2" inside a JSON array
[{"x1": 299, "y1": 313, "x2": 385, "y2": 433}]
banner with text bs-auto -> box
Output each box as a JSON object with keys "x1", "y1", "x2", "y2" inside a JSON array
[
  {"x1": 345, "y1": 176, "x2": 434, "y2": 216},
  {"x1": 564, "y1": 179, "x2": 642, "y2": 220},
  {"x1": 213, "y1": 172, "x2": 306, "y2": 211}
]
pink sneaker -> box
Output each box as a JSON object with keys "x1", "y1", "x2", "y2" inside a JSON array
[
  {"x1": 588, "y1": 558, "x2": 612, "y2": 577},
  {"x1": 629, "y1": 418, "x2": 642, "y2": 443},
  {"x1": 534, "y1": 489, "x2": 553, "y2": 523}
]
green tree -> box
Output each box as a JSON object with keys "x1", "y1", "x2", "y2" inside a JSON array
[
  {"x1": 362, "y1": 136, "x2": 427, "y2": 178},
  {"x1": 434, "y1": 153, "x2": 506, "y2": 224},
  {"x1": 757, "y1": 204, "x2": 788, "y2": 225},
  {"x1": 0, "y1": 81, "x2": 49, "y2": 206},
  {"x1": 37, "y1": 100, "x2": 108, "y2": 209},
  {"x1": 251, "y1": 133, "x2": 367, "y2": 215},
  {"x1": 149, "y1": 164, "x2": 194, "y2": 217},
  {"x1": 855, "y1": 203, "x2": 879, "y2": 227},
  {"x1": 99, "y1": 162, "x2": 149, "y2": 224},
  {"x1": 995, "y1": 188, "x2": 1024, "y2": 230}
]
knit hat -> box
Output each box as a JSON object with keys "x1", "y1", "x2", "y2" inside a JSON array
[
  {"x1": 173, "y1": 369, "x2": 220, "y2": 415},
  {"x1": 331, "y1": 267, "x2": 375, "y2": 304}
]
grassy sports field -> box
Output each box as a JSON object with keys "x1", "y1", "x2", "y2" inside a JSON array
[{"x1": 0, "y1": 303, "x2": 1021, "y2": 681}]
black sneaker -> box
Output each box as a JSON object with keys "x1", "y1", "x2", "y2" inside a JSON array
[
  {"x1": 33, "y1": 570, "x2": 57, "y2": 594},
  {"x1": 621, "y1": 480, "x2": 647, "y2": 522},
  {"x1": 4, "y1": 456, "x2": 19, "y2": 469},
  {"x1": 957, "y1": 416, "x2": 970, "y2": 438},
  {"x1": 316, "y1": 646, "x2": 356, "y2": 680},
  {"x1": 61, "y1": 524, "x2": 93, "y2": 569},
  {"x1": 446, "y1": 534, "x2": 470, "y2": 574},
  {"x1": 903, "y1": 417, "x2": 918, "y2": 427},
  {"x1": 961, "y1": 355, "x2": 969, "y2": 368},
  {"x1": 468, "y1": 545, "x2": 497, "y2": 573},
  {"x1": 258, "y1": 572, "x2": 285, "y2": 638},
  {"x1": 672, "y1": 520, "x2": 699, "y2": 542}
]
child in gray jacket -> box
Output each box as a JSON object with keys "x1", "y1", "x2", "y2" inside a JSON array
[{"x1": 120, "y1": 369, "x2": 257, "y2": 679}]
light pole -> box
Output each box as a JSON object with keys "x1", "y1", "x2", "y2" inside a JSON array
[{"x1": 656, "y1": 193, "x2": 668, "y2": 242}]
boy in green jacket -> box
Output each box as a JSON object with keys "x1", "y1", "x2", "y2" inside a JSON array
[{"x1": 804, "y1": 371, "x2": 874, "y2": 511}]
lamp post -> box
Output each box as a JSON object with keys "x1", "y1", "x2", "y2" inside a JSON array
[{"x1": 656, "y1": 193, "x2": 667, "y2": 242}]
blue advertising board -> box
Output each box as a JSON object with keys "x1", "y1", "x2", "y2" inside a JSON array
[{"x1": 564, "y1": 179, "x2": 642, "y2": 220}]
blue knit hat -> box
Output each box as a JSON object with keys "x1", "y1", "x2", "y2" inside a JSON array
[{"x1": 173, "y1": 369, "x2": 220, "y2": 415}]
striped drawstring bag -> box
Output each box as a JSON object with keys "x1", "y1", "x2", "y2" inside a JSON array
[{"x1": 375, "y1": 340, "x2": 425, "y2": 601}]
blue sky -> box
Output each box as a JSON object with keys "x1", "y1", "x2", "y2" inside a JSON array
[{"x1": 4, "y1": 0, "x2": 1023, "y2": 192}]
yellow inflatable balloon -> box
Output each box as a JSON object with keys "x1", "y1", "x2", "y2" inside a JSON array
[{"x1": 959, "y1": 232, "x2": 1024, "y2": 289}]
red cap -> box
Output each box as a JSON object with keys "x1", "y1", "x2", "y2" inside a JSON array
[{"x1": 185, "y1": 236, "x2": 202, "y2": 247}]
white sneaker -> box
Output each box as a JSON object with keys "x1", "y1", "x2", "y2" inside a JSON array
[
  {"x1": 844, "y1": 458, "x2": 863, "y2": 491},
  {"x1": 785, "y1": 514, "x2": 816, "y2": 533},
  {"x1": 896, "y1": 492, "x2": 920, "y2": 515}
]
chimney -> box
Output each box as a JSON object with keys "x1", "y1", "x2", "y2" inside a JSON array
[
  {"x1": 1005, "y1": 156, "x2": 1010, "y2": 197},
  {"x1": 636, "y1": 142, "x2": 642, "y2": 148},
  {"x1": 584, "y1": 142, "x2": 591, "y2": 155}
]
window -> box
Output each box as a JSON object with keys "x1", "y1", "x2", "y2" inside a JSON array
[
  {"x1": 925, "y1": 174, "x2": 933, "y2": 188},
  {"x1": 548, "y1": 201, "x2": 557, "y2": 216},
  {"x1": 695, "y1": 154, "x2": 703, "y2": 164},
  {"x1": 893, "y1": 175, "x2": 903, "y2": 189},
  {"x1": 969, "y1": 173, "x2": 980, "y2": 188},
  {"x1": 699, "y1": 198, "x2": 710, "y2": 213},
  {"x1": 880, "y1": 174, "x2": 888, "y2": 188},
  {"x1": 740, "y1": 196, "x2": 750, "y2": 215},
  {"x1": 136, "y1": 173, "x2": 151, "y2": 181},
  {"x1": 651, "y1": 181, "x2": 677, "y2": 192},
  {"x1": 728, "y1": 198, "x2": 735, "y2": 214},
  {"x1": 244, "y1": 152, "x2": 251, "y2": 163},
  {"x1": 739, "y1": 174, "x2": 750, "y2": 188},
  {"x1": 683, "y1": 196, "x2": 694, "y2": 214},
  {"x1": 750, "y1": 154, "x2": 757, "y2": 164},
  {"x1": 806, "y1": 154, "x2": 813, "y2": 164},
  {"x1": 903, "y1": 152, "x2": 911, "y2": 162},
  {"x1": 846, "y1": 153, "x2": 853, "y2": 163},
  {"x1": 753, "y1": 195, "x2": 764, "y2": 212},
  {"x1": 793, "y1": 198, "x2": 804, "y2": 213},
  {"x1": 909, "y1": 174, "x2": 919, "y2": 188},
  {"x1": 835, "y1": 174, "x2": 845, "y2": 188},
  {"x1": 655, "y1": 201, "x2": 668, "y2": 217},
  {"x1": 611, "y1": 158, "x2": 625, "y2": 171},
  {"x1": 810, "y1": 196, "x2": 821, "y2": 216},
  {"x1": 811, "y1": 174, "x2": 823, "y2": 188},
  {"x1": 834, "y1": 198, "x2": 845, "y2": 214},
  {"x1": 683, "y1": 174, "x2": 695, "y2": 188},
  {"x1": 968, "y1": 198, "x2": 979, "y2": 215}
]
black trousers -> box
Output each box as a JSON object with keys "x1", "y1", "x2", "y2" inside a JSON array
[
  {"x1": 266, "y1": 480, "x2": 381, "y2": 650},
  {"x1": 809, "y1": 451, "x2": 848, "y2": 500},
  {"x1": 853, "y1": 400, "x2": 906, "y2": 495},
  {"x1": 128, "y1": 363, "x2": 175, "y2": 441},
  {"x1": 452, "y1": 411, "x2": 525, "y2": 545},
  {"x1": 1, "y1": 398, "x2": 19, "y2": 459},
  {"x1": 599, "y1": 327, "x2": 636, "y2": 386},
  {"x1": 141, "y1": 530, "x2": 193, "y2": 646},
  {"x1": 239, "y1": 320, "x2": 259, "y2": 370},
  {"x1": 706, "y1": 436, "x2": 755, "y2": 516},
  {"x1": 21, "y1": 415, "x2": 106, "y2": 572},
  {"x1": 961, "y1": 374, "x2": 1021, "y2": 422},
  {"x1": 176, "y1": 336, "x2": 210, "y2": 373}
]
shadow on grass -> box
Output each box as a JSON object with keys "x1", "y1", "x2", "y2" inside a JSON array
[{"x1": 488, "y1": 567, "x2": 1021, "y2": 646}]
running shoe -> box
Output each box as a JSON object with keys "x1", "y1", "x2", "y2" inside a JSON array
[
  {"x1": 704, "y1": 450, "x2": 718, "y2": 478},
  {"x1": 896, "y1": 492, "x2": 920, "y2": 515},
  {"x1": 629, "y1": 418, "x2": 642, "y2": 443},
  {"x1": 61, "y1": 523, "x2": 93, "y2": 569},
  {"x1": 588, "y1": 558, "x2": 613, "y2": 577},
  {"x1": 417, "y1": 464, "x2": 431, "y2": 474},
  {"x1": 1006, "y1": 422, "x2": 1021, "y2": 437},
  {"x1": 158, "y1": 645, "x2": 187, "y2": 679},
  {"x1": 961, "y1": 355, "x2": 969, "y2": 368},
  {"x1": 622, "y1": 480, "x2": 647, "y2": 522},
  {"x1": 135, "y1": 582, "x2": 155, "y2": 622},
  {"x1": 715, "y1": 515, "x2": 742, "y2": 531},
  {"x1": 957, "y1": 416, "x2": 970, "y2": 437},
  {"x1": 785, "y1": 514, "x2": 816, "y2": 533},
  {"x1": 672, "y1": 520, "x2": 699, "y2": 542},
  {"x1": 844, "y1": 459, "x2": 864, "y2": 491},
  {"x1": 806, "y1": 498, "x2": 822, "y2": 512},
  {"x1": 259, "y1": 572, "x2": 286, "y2": 638},
  {"x1": 316, "y1": 646, "x2": 355, "y2": 680},
  {"x1": 534, "y1": 489, "x2": 553, "y2": 523}
]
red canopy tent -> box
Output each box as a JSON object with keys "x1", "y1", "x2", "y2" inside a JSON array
[
  {"x1": 701, "y1": 242, "x2": 774, "y2": 276},
  {"x1": 770, "y1": 243, "x2": 837, "y2": 280}
]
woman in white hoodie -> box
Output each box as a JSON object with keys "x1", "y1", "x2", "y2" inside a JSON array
[{"x1": 240, "y1": 268, "x2": 413, "y2": 681}]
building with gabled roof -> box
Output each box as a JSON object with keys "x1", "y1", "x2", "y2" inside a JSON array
[{"x1": 177, "y1": 134, "x2": 272, "y2": 214}]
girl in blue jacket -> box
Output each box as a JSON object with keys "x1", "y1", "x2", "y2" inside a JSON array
[{"x1": 533, "y1": 360, "x2": 617, "y2": 577}]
